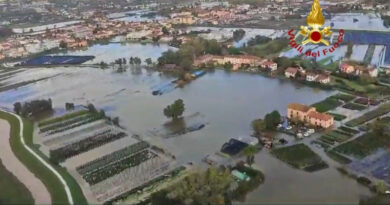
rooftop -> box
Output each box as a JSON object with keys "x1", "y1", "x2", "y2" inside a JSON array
[
  {"x1": 307, "y1": 111, "x2": 333, "y2": 121},
  {"x1": 288, "y1": 103, "x2": 313, "y2": 112}
]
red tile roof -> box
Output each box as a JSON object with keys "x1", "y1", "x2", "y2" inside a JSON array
[{"x1": 307, "y1": 111, "x2": 333, "y2": 121}]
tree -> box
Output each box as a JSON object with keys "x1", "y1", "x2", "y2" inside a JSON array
[
  {"x1": 252, "y1": 119, "x2": 266, "y2": 135},
  {"x1": 59, "y1": 40, "x2": 67, "y2": 49},
  {"x1": 162, "y1": 26, "x2": 170, "y2": 35},
  {"x1": 233, "y1": 29, "x2": 246, "y2": 42},
  {"x1": 264, "y1": 110, "x2": 281, "y2": 130},
  {"x1": 65, "y1": 102, "x2": 74, "y2": 110},
  {"x1": 145, "y1": 58, "x2": 152, "y2": 66},
  {"x1": 375, "y1": 180, "x2": 389, "y2": 194},
  {"x1": 274, "y1": 57, "x2": 292, "y2": 69},
  {"x1": 18, "y1": 99, "x2": 53, "y2": 117},
  {"x1": 113, "y1": 117, "x2": 120, "y2": 126},
  {"x1": 87, "y1": 103, "x2": 97, "y2": 113},
  {"x1": 165, "y1": 167, "x2": 233, "y2": 205},
  {"x1": 99, "y1": 109, "x2": 106, "y2": 118},
  {"x1": 243, "y1": 145, "x2": 258, "y2": 167},
  {"x1": 163, "y1": 99, "x2": 185, "y2": 120},
  {"x1": 13, "y1": 102, "x2": 22, "y2": 115}
]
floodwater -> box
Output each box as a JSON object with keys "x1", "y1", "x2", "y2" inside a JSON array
[
  {"x1": 325, "y1": 13, "x2": 390, "y2": 32},
  {"x1": 0, "y1": 42, "x2": 372, "y2": 204}
]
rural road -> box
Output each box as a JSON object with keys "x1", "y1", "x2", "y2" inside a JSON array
[
  {"x1": 0, "y1": 119, "x2": 51, "y2": 204},
  {"x1": 0, "y1": 110, "x2": 74, "y2": 205}
]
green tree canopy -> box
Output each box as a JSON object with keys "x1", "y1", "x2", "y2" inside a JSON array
[
  {"x1": 264, "y1": 110, "x2": 281, "y2": 130},
  {"x1": 244, "y1": 145, "x2": 258, "y2": 166},
  {"x1": 252, "y1": 119, "x2": 266, "y2": 135},
  {"x1": 164, "y1": 99, "x2": 185, "y2": 120},
  {"x1": 166, "y1": 167, "x2": 233, "y2": 205}
]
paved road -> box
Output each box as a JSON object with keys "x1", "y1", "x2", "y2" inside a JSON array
[
  {"x1": 0, "y1": 119, "x2": 51, "y2": 204},
  {"x1": 1, "y1": 110, "x2": 74, "y2": 205}
]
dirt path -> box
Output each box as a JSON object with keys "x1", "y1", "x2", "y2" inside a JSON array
[{"x1": 0, "y1": 119, "x2": 52, "y2": 204}]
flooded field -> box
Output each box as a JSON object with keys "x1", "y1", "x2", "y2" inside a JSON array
[
  {"x1": 186, "y1": 26, "x2": 286, "y2": 47},
  {"x1": 325, "y1": 13, "x2": 390, "y2": 32},
  {"x1": 0, "y1": 42, "x2": 373, "y2": 203}
]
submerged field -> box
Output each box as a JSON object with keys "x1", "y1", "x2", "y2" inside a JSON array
[{"x1": 271, "y1": 144, "x2": 328, "y2": 172}]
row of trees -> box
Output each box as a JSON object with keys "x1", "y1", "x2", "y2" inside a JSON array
[
  {"x1": 111, "y1": 57, "x2": 153, "y2": 67},
  {"x1": 14, "y1": 99, "x2": 53, "y2": 117}
]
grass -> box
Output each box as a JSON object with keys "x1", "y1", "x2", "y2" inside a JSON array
[
  {"x1": 271, "y1": 144, "x2": 328, "y2": 172},
  {"x1": 334, "y1": 132, "x2": 390, "y2": 159},
  {"x1": 312, "y1": 96, "x2": 343, "y2": 113},
  {"x1": 333, "y1": 94, "x2": 355, "y2": 102},
  {"x1": 326, "y1": 150, "x2": 352, "y2": 164},
  {"x1": 0, "y1": 159, "x2": 34, "y2": 204},
  {"x1": 338, "y1": 126, "x2": 360, "y2": 135},
  {"x1": 0, "y1": 111, "x2": 88, "y2": 205},
  {"x1": 346, "y1": 103, "x2": 390, "y2": 127},
  {"x1": 320, "y1": 130, "x2": 352, "y2": 144},
  {"x1": 328, "y1": 112, "x2": 347, "y2": 121},
  {"x1": 38, "y1": 110, "x2": 89, "y2": 127}
]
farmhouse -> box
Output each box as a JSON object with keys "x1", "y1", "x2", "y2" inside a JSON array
[
  {"x1": 285, "y1": 67, "x2": 298, "y2": 78},
  {"x1": 261, "y1": 60, "x2": 278, "y2": 71},
  {"x1": 317, "y1": 74, "x2": 330, "y2": 84},
  {"x1": 287, "y1": 103, "x2": 334, "y2": 128},
  {"x1": 306, "y1": 72, "x2": 319, "y2": 82}
]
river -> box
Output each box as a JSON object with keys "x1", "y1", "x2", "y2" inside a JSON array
[{"x1": 0, "y1": 42, "x2": 372, "y2": 204}]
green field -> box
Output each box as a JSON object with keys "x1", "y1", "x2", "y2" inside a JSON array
[
  {"x1": 0, "y1": 111, "x2": 88, "y2": 205},
  {"x1": 333, "y1": 94, "x2": 356, "y2": 102},
  {"x1": 271, "y1": 144, "x2": 328, "y2": 172},
  {"x1": 0, "y1": 159, "x2": 34, "y2": 204},
  {"x1": 328, "y1": 113, "x2": 347, "y2": 121},
  {"x1": 312, "y1": 96, "x2": 343, "y2": 113},
  {"x1": 320, "y1": 130, "x2": 352, "y2": 145},
  {"x1": 334, "y1": 132, "x2": 390, "y2": 159},
  {"x1": 326, "y1": 150, "x2": 352, "y2": 164},
  {"x1": 346, "y1": 103, "x2": 390, "y2": 127}
]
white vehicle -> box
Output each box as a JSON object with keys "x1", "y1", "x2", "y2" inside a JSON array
[
  {"x1": 277, "y1": 124, "x2": 282, "y2": 128},
  {"x1": 297, "y1": 133, "x2": 303, "y2": 139},
  {"x1": 304, "y1": 132, "x2": 310, "y2": 137},
  {"x1": 308, "y1": 129, "x2": 315, "y2": 134},
  {"x1": 286, "y1": 126, "x2": 292, "y2": 130}
]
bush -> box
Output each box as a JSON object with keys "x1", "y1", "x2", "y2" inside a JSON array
[{"x1": 357, "y1": 176, "x2": 371, "y2": 186}]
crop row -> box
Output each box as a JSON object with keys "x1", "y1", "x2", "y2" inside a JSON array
[
  {"x1": 76, "y1": 141, "x2": 149, "y2": 175},
  {"x1": 338, "y1": 126, "x2": 360, "y2": 135},
  {"x1": 43, "y1": 115, "x2": 103, "y2": 136},
  {"x1": 320, "y1": 130, "x2": 352, "y2": 145},
  {"x1": 40, "y1": 113, "x2": 93, "y2": 133},
  {"x1": 81, "y1": 150, "x2": 156, "y2": 185},
  {"x1": 38, "y1": 110, "x2": 89, "y2": 127},
  {"x1": 50, "y1": 131, "x2": 127, "y2": 163}
]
